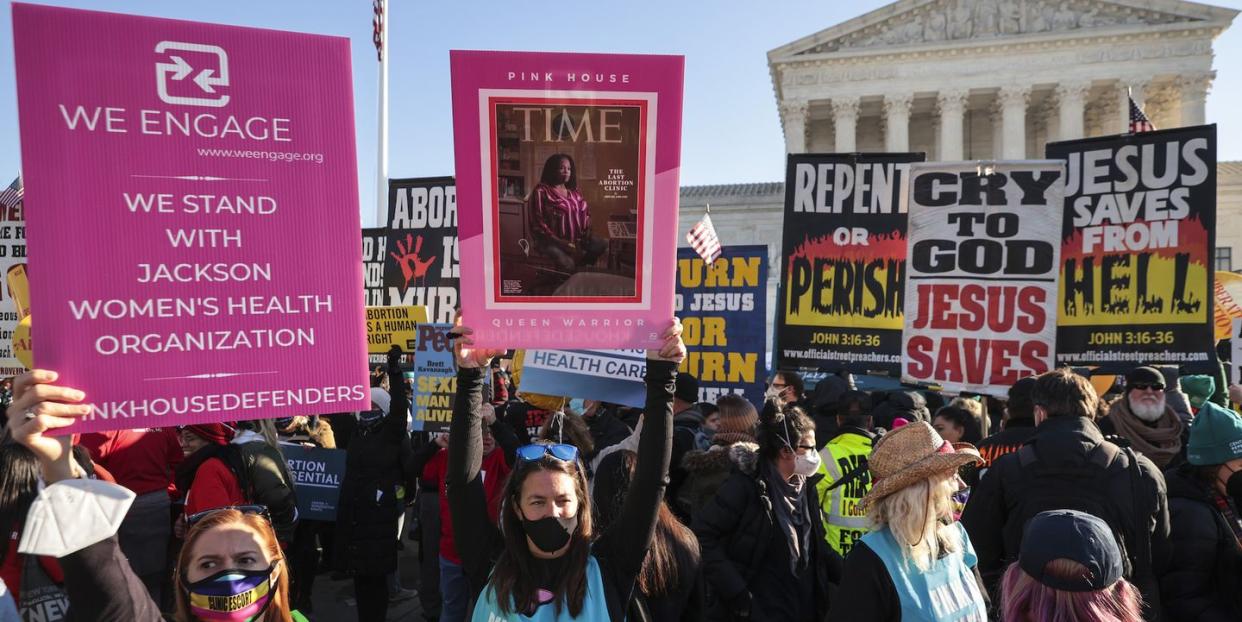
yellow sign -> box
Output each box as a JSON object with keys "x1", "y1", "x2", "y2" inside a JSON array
[
  {"x1": 14, "y1": 315, "x2": 31, "y2": 369},
  {"x1": 1214, "y1": 271, "x2": 1242, "y2": 341},
  {"x1": 366, "y1": 306, "x2": 428, "y2": 354}
]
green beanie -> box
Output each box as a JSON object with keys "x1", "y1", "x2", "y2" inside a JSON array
[
  {"x1": 1180, "y1": 375, "x2": 1216, "y2": 409},
  {"x1": 1187, "y1": 402, "x2": 1242, "y2": 466}
]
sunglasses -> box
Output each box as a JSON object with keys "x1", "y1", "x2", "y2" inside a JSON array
[
  {"x1": 186, "y1": 504, "x2": 271, "y2": 527},
  {"x1": 515, "y1": 443, "x2": 579, "y2": 464},
  {"x1": 1130, "y1": 383, "x2": 1165, "y2": 392}
]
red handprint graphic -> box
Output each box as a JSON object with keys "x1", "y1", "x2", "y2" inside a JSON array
[{"x1": 390, "y1": 233, "x2": 437, "y2": 289}]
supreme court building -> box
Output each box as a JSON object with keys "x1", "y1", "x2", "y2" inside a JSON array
[{"x1": 677, "y1": 0, "x2": 1242, "y2": 358}]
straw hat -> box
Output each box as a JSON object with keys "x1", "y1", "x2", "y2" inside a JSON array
[{"x1": 858, "y1": 421, "x2": 982, "y2": 512}]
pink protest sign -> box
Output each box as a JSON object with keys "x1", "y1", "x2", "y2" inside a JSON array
[
  {"x1": 12, "y1": 4, "x2": 370, "y2": 432},
  {"x1": 450, "y1": 51, "x2": 684, "y2": 349}
]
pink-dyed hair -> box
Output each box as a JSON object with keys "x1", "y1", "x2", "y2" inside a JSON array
[{"x1": 1001, "y1": 560, "x2": 1143, "y2": 622}]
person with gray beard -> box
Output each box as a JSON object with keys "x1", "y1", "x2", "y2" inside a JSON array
[{"x1": 1099, "y1": 367, "x2": 1187, "y2": 470}]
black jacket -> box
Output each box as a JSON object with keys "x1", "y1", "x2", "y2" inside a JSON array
[
  {"x1": 692, "y1": 445, "x2": 838, "y2": 621},
  {"x1": 961, "y1": 415, "x2": 1171, "y2": 621},
  {"x1": 966, "y1": 420, "x2": 1037, "y2": 486},
  {"x1": 334, "y1": 356, "x2": 416, "y2": 576},
  {"x1": 1160, "y1": 466, "x2": 1242, "y2": 621}
]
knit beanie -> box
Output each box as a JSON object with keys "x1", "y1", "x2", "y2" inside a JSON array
[
  {"x1": 370, "y1": 387, "x2": 391, "y2": 416},
  {"x1": 1180, "y1": 375, "x2": 1216, "y2": 409},
  {"x1": 183, "y1": 423, "x2": 232, "y2": 446},
  {"x1": 675, "y1": 373, "x2": 700, "y2": 404},
  {"x1": 714, "y1": 401, "x2": 758, "y2": 445},
  {"x1": 1187, "y1": 402, "x2": 1242, "y2": 466},
  {"x1": 1125, "y1": 366, "x2": 1165, "y2": 387}
]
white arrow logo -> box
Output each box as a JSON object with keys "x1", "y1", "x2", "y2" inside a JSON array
[{"x1": 155, "y1": 42, "x2": 230, "y2": 108}]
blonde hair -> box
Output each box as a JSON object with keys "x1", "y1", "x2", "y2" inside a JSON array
[{"x1": 869, "y1": 473, "x2": 961, "y2": 571}]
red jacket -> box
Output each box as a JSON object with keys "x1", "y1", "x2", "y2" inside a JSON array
[
  {"x1": 2, "y1": 524, "x2": 63, "y2": 603},
  {"x1": 183, "y1": 457, "x2": 246, "y2": 517},
  {"x1": 424, "y1": 447, "x2": 511, "y2": 564},
  {"x1": 78, "y1": 428, "x2": 183, "y2": 496}
]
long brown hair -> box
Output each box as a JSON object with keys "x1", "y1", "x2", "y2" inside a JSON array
[
  {"x1": 490, "y1": 455, "x2": 594, "y2": 617},
  {"x1": 173, "y1": 509, "x2": 292, "y2": 622},
  {"x1": 593, "y1": 450, "x2": 701, "y2": 596}
]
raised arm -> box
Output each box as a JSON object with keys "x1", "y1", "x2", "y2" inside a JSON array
[
  {"x1": 593, "y1": 322, "x2": 684, "y2": 583},
  {"x1": 5, "y1": 370, "x2": 163, "y2": 622},
  {"x1": 444, "y1": 324, "x2": 506, "y2": 589},
  {"x1": 384, "y1": 346, "x2": 411, "y2": 438}
]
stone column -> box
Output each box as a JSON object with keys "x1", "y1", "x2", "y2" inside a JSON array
[
  {"x1": 831, "y1": 98, "x2": 859, "y2": 153},
  {"x1": 990, "y1": 100, "x2": 1004, "y2": 159},
  {"x1": 1178, "y1": 72, "x2": 1212, "y2": 127},
  {"x1": 936, "y1": 89, "x2": 969, "y2": 161},
  {"x1": 884, "y1": 93, "x2": 913, "y2": 153},
  {"x1": 998, "y1": 86, "x2": 1030, "y2": 159},
  {"x1": 1055, "y1": 81, "x2": 1090, "y2": 141},
  {"x1": 1119, "y1": 80, "x2": 1149, "y2": 133},
  {"x1": 780, "y1": 100, "x2": 809, "y2": 153}
]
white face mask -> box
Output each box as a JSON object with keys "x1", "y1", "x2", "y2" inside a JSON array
[{"x1": 793, "y1": 449, "x2": 821, "y2": 477}]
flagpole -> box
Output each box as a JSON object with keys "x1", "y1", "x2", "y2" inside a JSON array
[{"x1": 376, "y1": 0, "x2": 389, "y2": 227}]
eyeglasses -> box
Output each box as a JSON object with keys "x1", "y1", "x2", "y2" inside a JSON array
[
  {"x1": 770, "y1": 382, "x2": 788, "y2": 389},
  {"x1": 1130, "y1": 383, "x2": 1165, "y2": 392},
  {"x1": 186, "y1": 504, "x2": 271, "y2": 526},
  {"x1": 515, "y1": 443, "x2": 579, "y2": 464}
]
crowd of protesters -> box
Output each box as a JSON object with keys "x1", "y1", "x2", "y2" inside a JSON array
[{"x1": 1, "y1": 312, "x2": 1241, "y2": 622}]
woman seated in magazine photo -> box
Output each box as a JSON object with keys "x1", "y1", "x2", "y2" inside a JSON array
[{"x1": 526, "y1": 153, "x2": 609, "y2": 278}]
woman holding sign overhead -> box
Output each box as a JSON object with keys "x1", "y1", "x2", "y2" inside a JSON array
[
  {"x1": 3, "y1": 369, "x2": 310, "y2": 622},
  {"x1": 446, "y1": 316, "x2": 683, "y2": 621}
]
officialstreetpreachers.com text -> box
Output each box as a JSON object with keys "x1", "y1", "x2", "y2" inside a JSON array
[
  {"x1": 782, "y1": 349, "x2": 901, "y2": 364},
  {"x1": 88, "y1": 384, "x2": 367, "y2": 420},
  {"x1": 1059, "y1": 350, "x2": 1210, "y2": 363}
]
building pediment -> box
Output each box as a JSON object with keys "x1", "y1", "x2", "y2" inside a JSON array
[{"x1": 769, "y1": 0, "x2": 1237, "y2": 61}]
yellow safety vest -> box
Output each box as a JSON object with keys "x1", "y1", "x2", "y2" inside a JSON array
[{"x1": 815, "y1": 431, "x2": 874, "y2": 557}]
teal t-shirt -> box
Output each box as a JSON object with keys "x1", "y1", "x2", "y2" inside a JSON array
[{"x1": 471, "y1": 555, "x2": 612, "y2": 622}]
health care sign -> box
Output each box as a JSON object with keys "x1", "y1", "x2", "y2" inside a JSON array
[
  {"x1": 13, "y1": 5, "x2": 370, "y2": 432},
  {"x1": 450, "y1": 51, "x2": 684, "y2": 350},
  {"x1": 901, "y1": 162, "x2": 1063, "y2": 396}
]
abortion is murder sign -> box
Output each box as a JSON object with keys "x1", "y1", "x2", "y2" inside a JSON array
[{"x1": 12, "y1": 5, "x2": 370, "y2": 432}]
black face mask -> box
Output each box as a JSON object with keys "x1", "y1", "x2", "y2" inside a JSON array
[{"x1": 520, "y1": 514, "x2": 577, "y2": 553}]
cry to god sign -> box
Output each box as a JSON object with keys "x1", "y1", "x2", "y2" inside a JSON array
[{"x1": 901, "y1": 162, "x2": 1063, "y2": 396}]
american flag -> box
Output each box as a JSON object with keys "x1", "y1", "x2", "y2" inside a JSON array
[
  {"x1": 686, "y1": 213, "x2": 722, "y2": 265},
  {"x1": 372, "y1": 0, "x2": 384, "y2": 62},
  {"x1": 1129, "y1": 94, "x2": 1155, "y2": 133},
  {"x1": 0, "y1": 176, "x2": 21, "y2": 210}
]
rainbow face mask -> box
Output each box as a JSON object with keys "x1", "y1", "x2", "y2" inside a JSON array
[{"x1": 186, "y1": 564, "x2": 278, "y2": 621}]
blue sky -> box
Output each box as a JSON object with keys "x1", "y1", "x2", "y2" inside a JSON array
[{"x1": 2, "y1": 0, "x2": 1240, "y2": 226}]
